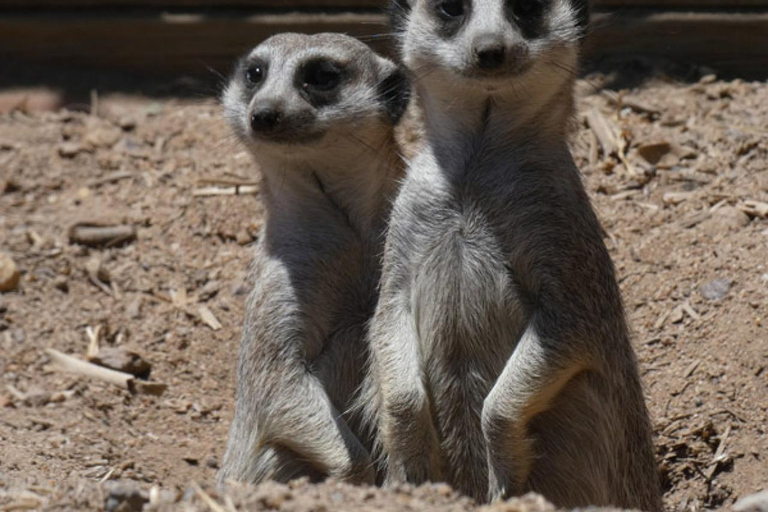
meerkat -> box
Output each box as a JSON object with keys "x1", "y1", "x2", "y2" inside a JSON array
[
  {"x1": 217, "y1": 32, "x2": 410, "y2": 486},
  {"x1": 363, "y1": 0, "x2": 663, "y2": 510}
]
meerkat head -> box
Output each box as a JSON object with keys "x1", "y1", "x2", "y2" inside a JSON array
[
  {"x1": 390, "y1": 0, "x2": 588, "y2": 97},
  {"x1": 223, "y1": 33, "x2": 410, "y2": 160}
]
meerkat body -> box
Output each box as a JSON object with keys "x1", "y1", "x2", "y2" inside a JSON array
[
  {"x1": 364, "y1": 1, "x2": 662, "y2": 509},
  {"x1": 218, "y1": 33, "x2": 410, "y2": 486}
]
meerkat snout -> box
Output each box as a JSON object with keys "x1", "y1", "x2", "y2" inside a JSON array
[
  {"x1": 249, "y1": 107, "x2": 283, "y2": 133},
  {"x1": 472, "y1": 35, "x2": 507, "y2": 70}
]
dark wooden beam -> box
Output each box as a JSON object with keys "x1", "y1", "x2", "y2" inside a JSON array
[
  {"x1": 0, "y1": 9, "x2": 765, "y2": 81},
  {"x1": 1, "y1": 0, "x2": 768, "y2": 6}
]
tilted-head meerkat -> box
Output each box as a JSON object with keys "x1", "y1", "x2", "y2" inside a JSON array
[
  {"x1": 362, "y1": 0, "x2": 662, "y2": 509},
  {"x1": 217, "y1": 32, "x2": 410, "y2": 486}
]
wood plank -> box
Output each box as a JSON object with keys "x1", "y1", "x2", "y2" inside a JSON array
[
  {"x1": 584, "y1": 10, "x2": 768, "y2": 75},
  {"x1": 598, "y1": 0, "x2": 768, "y2": 6},
  {"x1": 1, "y1": 0, "x2": 768, "y2": 7},
  {"x1": 0, "y1": 12, "x2": 390, "y2": 77},
  {"x1": 0, "y1": 0, "x2": 387, "y2": 6},
  {"x1": 0, "y1": 10, "x2": 765, "y2": 79}
]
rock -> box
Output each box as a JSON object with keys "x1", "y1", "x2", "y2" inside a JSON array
[
  {"x1": 24, "y1": 386, "x2": 52, "y2": 407},
  {"x1": 53, "y1": 276, "x2": 69, "y2": 293},
  {"x1": 700, "y1": 279, "x2": 733, "y2": 301},
  {"x1": 117, "y1": 117, "x2": 137, "y2": 131},
  {"x1": 636, "y1": 142, "x2": 672, "y2": 166},
  {"x1": 84, "y1": 126, "x2": 122, "y2": 149},
  {"x1": 0, "y1": 252, "x2": 21, "y2": 292},
  {"x1": 236, "y1": 229, "x2": 253, "y2": 246},
  {"x1": 89, "y1": 347, "x2": 152, "y2": 379},
  {"x1": 104, "y1": 481, "x2": 149, "y2": 512},
  {"x1": 735, "y1": 490, "x2": 768, "y2": 512},
  {"x1": 126, "y1": 298, "x2": 142, "y2": 319},
  {"x1": 699, "y1": 206, "x2": 750, "y2": 236},
  {"x1": 10, "y1": 328, "x2": 25, "y2": 343},
  {"x1": 204, "y1": 456, "x2": 219, "y2": 469},
  {"x1": 57, "y1": 142, "x2": 89, "y2": 158},
  {"x1": 0, "y1": 89, "x2": 63, "y2": 114}
]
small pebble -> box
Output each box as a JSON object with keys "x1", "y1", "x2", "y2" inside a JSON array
[
  {"x1": 57, "y1": 142, "x2": 87, "y2": 158},
  {"x1": 0, "y1": 252, "x2": 20, "y2": 292},
  {"x1": 104, "y1": 481, "x2": 149, "y2": 512},
  {"x1": 700, "y1": 279, "x2": 733, "y2": 301},
  {"x1": 53, "y1": 276, "x2": 69, "y2": 293}
]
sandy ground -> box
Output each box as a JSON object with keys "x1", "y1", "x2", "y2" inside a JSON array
[{"x1": 0, "y1": 69, "x2": 766, "y2": 511}]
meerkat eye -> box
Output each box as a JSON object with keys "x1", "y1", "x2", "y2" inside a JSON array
[
  {"x1": 245, "y1": 64, "x2": 265, "y2": 86},
  {"x1": 513, "y1": 0, "x2": 544, "y2": 17},
  {"x1": 302, "y1": 60, "x2": 344, "y2": 92},
  {"x1": 438, "y1": 0, "x2": 464, "y2": 18}
]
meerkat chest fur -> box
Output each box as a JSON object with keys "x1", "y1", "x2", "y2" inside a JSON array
[{"x1": 391, "y1": 0, "x2": 590, "y2": 367}]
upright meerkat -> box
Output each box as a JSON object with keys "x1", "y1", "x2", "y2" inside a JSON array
[
  {"x1": 363, "y1": 0, "x2": 662, "y2": 509},
  {"x1": 218, "y1": 33, "x2": 410, "y2": 486}
]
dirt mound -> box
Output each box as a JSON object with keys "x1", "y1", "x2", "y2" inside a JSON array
[{"x1": 0, "y1": 71, "x2": 766, "y2": 511}]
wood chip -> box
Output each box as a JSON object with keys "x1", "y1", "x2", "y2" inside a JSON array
[
  {"x1": 669, "y1": 305, "x2": 685, "y2": 324},
  {"x1": 85, "y1": 325, "x2": 102, "y2": 359},
  {"x1": 705, "y1": 425, "x2": 732, "y2": 482},
  {"x1": 69, "y1": 223, "x2": 136, "y2": 247},
  {"x1": 682, "y1": 301, "x2": 701, "y2": 321},
  {"x1": 585, "y1": 108, "x2": 619, "y2": 158},
  {"x1": 196, "y1": 177, "x2": 259, "y2": 187},
  {"x1": 663, "y1": 191, "x2": 694, "y2": 206},
  {"x1": 678, "y1": 210, "x2": 711, "y2": 229},
  {"x1": 740, "y1": 200, "x2": 768, "y2": 219},
  {"x1": 193, "y1": 186, "x2": 258, "y2": 197},
  {"x1": 129, "y1": 380, "x2": 167, "y2": 397},
  {"x1": 46, "y1": 349, "x2": 165, "y2": 396},
  {"x1": 683, "y1": 359, "x2": 701, "y2": 378},
  {"x1": 602, "y1": 90, "x2": 660, "y2": 115},
  {"x1": 86, "y1": 171, "x2": 133, "y2": 187},
  {"x1": 1, "y1": 497, "x2": 42, "y2": 511},
  {"x1": 46, "y1": 348, "x2": 132, "y2": 388},
  {"x1": 587, "y1": 130, "x2": 599, "y2": 167},
  {"x1": 190, "y1": 482, "x2": 227, "y2": 512},
  {"x1": 85, "y1": 257, "x2": 112, "y2": 296},
  {"x1": 197, "y1": 305, "x2": 222, "y2": 331}
]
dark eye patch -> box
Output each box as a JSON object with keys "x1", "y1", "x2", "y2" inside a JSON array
[
  {"x1": 301, "y1": 60, "x2": 344, "y2": 92},
  {"x1": 431, "y1": 0, "x2": 469, "y2": 39},
  {"x1": 506, "y1": 0, "x2": 549, "y2": 39},
  {"x1": 296, "y1": 59, "x2": 347, "y2": 107},
  {"x1": 437, "y1": 0, "x2": 464, "y2": 18}
]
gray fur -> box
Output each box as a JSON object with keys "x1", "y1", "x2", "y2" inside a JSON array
[
  {"x1": 362, "y1": 1, "x2": 663, "y2": 509},
  {"x1": 218, "y1": 33, "x2": 408, "y2": 486}
]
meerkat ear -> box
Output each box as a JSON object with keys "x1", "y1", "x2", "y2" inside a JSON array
[{"x1": 377, "y1": 60, "x2": 411, "y2": 124}]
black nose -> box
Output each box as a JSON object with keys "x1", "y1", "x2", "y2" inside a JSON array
[
  {"x1": 474, "y1": 44, "x2": 506, "y2": 70},
  {"x1": 250, "y1": 109, "x2": 282, "y2": 132}
]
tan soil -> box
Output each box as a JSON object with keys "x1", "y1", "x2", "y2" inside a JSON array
[{"x1": 0, "y1": 70, "x2": 766, "y2": 511}]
